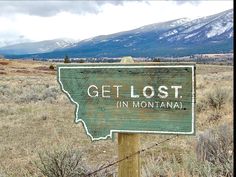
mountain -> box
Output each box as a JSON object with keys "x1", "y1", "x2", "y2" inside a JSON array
[
  {"x1": 0, "y1": 37, "x2": 31, "y2": 48},
  {"x1": 4, "y1": 9, "x2": 233, "y2": 59},
  {"x1": 0, "y1": 39, "x2": 78, "y2": 55}
]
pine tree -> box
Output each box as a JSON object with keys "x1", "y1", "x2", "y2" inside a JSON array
[{"x1": 64, "y1": 55, "x2": 70, "y2": 63}]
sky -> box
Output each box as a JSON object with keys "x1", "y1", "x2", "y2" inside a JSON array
[{"x1": 0, "y1": 0, "x2": 233, "y2": 47}]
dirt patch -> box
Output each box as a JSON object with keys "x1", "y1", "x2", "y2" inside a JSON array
[
  {"x1": 0, "y1": 71, "x2": 7, "y2": 74},
  {"x1": 0, "y1": 61, "x2": 9, "y2": 65},
  {"x1": 34, "y1": 66, "x2": 50, "y2": 71}
]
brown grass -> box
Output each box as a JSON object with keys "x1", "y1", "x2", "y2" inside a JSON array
[
  {"x1": 0, "y1": 59, "x2": 233, "y2": 176},
  {"x1": 34, "y1": 66, "x2": 51, "y2": 71}
]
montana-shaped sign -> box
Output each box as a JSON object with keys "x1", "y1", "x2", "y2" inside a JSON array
[{"x1": 57, "y1": 63, "x2": 195, "y2": 140}]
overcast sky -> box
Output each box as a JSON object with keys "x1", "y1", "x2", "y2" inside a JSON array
[{"x1": 0, "y1": 1, "x2": 233, "y2": 47}]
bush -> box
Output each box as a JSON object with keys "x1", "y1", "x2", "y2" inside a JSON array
[
  {"x1": 196, "y1": 99, "x2": 208, "y2": 113},
  {"x1": 196, "y1": 124, "x2": 233, "y2": 176},
  {"x1": 208, "y1": 110, "x2": 222, "y2": 122},
  {"x1": 16, "y1": 86, "x2": 59, "y2": 103},
  {"x1": 36, "y1": 149, "x2": 116, "y2": 177},
  {"x1": 36, "y1": 149, "x2": 88, "y2": 177},
  {"x1": 49, "y1": 64, "x2": 55, "y2": 70},
  {"x1": 42, "y1": 87, "x2": 59, "y2": 100},
  {"x1": 207, "y1": 88, "x2": 229, "y2": 110}
]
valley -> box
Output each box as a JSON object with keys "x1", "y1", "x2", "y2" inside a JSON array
[{"x1": 0, "y1": 58, "x2": 233, "y2": 176}]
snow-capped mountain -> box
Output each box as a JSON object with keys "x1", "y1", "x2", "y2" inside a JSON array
[
  {"x1": 3, "y1": 9, "x2": 233, "y2": 58},
  {"x1": 0, "y1": 38, "x2": 78, "y2": 55},
  {"x1": 0, "y1": 38, "x2": 31, "y2": 48},
  {"x1": 160, "y1": 9, "x2": 233, "y2": 43}
]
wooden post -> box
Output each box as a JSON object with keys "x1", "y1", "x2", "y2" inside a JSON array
[{"x1": 118, "y1": 56, "x2": 140, "y2": 177}]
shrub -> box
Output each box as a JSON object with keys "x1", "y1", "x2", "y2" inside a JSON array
[
  {"x1": 42, "y1": 87, "x2": 59, "y2": 100},
  {"x1": 36, "y1": 149, "x2": 116, "y2": 177},
  {"x1": 0, "y1": 85, "x2": 9, "y2": 96},
  {"x1": 207, "y1": 88, "x2": 229, "y2": 110},
  {"x1": 36, "y1": 149, "x2": 88, "y2": 177},
  {"x1": 141, "y1": 153, "x2": 167, "y2": 177},
  {"x1": 16, "y1": 86, "x2": 59, "y2": 103},
  {"x1": 208, "y1": 110, "x2": 222, "y2": 122},
  {"x1": 18, "y1": 92, "x2": 39, "y2": 103},
  {"x1": 196, "y1": 99, "x2": 208, "y2": 113},
  {"x1": 49, "y1": 64, "x2": 55, "y2": 70},
  {"x1": 196, "y1": 124, "x2": 233, "y2": 176}
]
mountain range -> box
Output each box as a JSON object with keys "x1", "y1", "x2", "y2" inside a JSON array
[
  {"x1": 0, "y1": 39, "x2": 77, "y2": 55},
  {"x1": 1, "y1": 9, "x2": 233, "y2": 59}
]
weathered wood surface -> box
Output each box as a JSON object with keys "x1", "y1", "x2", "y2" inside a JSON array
[
  {"x1": 118, "y1": 133, "x2": 140, "y2": 177},
  {"x1": 118, "y1": 57, "x2": 140, "y2": 177},
  {"x1": 57, "y1": 62, "x2": 196, "y2": 140}
]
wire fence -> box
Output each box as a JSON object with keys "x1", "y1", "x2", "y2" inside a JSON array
[{"x1": 85, "y1": 135, "x2": 179, "y2": 177}]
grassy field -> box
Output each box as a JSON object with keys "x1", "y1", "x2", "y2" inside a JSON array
[{"x1": 0, "y1": 59, "x2": 233, "y2": 177}]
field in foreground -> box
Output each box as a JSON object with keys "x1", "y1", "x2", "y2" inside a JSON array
[{"x1": 0, "y1": 59, "x2": 233, "y2": 177}]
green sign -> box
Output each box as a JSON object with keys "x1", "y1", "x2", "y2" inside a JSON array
[{"x1": 58, "y1": 63, "x2": 195, "y2": 140}]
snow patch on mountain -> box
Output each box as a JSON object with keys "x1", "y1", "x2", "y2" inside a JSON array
[
  {"x1": 184, "y1": 32, "x2": 199, "y2": 39},
  {"x1": 183, "y1": 22, "x2": 208, "y2": 33},
  {"x1": 207, "y1": 22, "x2": 233, "y2": 38},
  {"x1": 169, "y1": 18, "x2": 191, "y2": 27},
  {"x1": 228, "y1": 31, "x2": 233, "y2": 38},
  {"x1": 165, "y1": 29, "x2": 178, "y2": 36}
]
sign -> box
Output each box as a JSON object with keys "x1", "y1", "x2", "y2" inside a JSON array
[{"x1": 57, "y1": 63, "x2": 195, "y2": 140}]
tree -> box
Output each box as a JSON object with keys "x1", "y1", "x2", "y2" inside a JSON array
[
  {"x1": 152, "y1": 58, "x2": 161, "y2": 62},
  {"x1": 77, "y1": 59, "x2": 85, "y2": 63},
  {"x1": 64, "y1": 55, "x2": 70, "y2": 63}
]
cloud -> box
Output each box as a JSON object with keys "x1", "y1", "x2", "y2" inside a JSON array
[
  {"x1": 0, "y1": 1, "x2": 202, "y2": 17},
  {"x1": 164, "y1": 0, "x2": 201, "y2": 5},
  {"x1": 0, "y1": 31, "x2": 31, "y2": 47},
  {"x1": 0, "y1": 1, "x2": 127, "y2": 17}
]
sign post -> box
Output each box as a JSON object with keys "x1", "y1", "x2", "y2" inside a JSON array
[
  {"x1": 118, "y1": 57, "x2": 140, "y2": 177},
  {"x1": 118, "y1": 133, "x2": 140, "y2": 177},
  {"x1": 57, "y1": 58, "x2": 196, "y2": 176}
]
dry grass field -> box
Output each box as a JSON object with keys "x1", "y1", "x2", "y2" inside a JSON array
[{"x1": 0, "y1": 59, "x2": 233, "y2": 177}]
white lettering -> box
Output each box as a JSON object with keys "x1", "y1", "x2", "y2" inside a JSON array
[
  {"x1": 158, "y1": 86, "x2": 168, "y2": 98},
  {"x1": 102, "y1": 85, "x2": 110, "y2": 98},
  {"x1": 113, "y1": 85, "x2": 122, "y2": 98},
  {"x1": 87, "y1": 85, "x2": 98, "y2": 97},
  {"x1": 143, "y1": 86, "x2": 155, "y2": 98},
  {"x1": 131, "y1": 85, "x2": 139, "y2": 98},
  {"x1": 171, "y1": 86, "x2": 182, "y2": 98}
]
